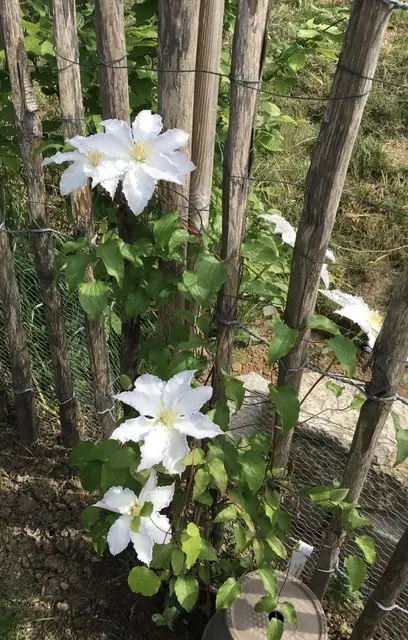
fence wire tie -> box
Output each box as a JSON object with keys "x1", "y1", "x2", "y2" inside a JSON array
[
  {"x1": 278, "y1": 356, "x2": 310, "y2": 374},
  {"x1": 14, "y1": 387, "x2": 34, "y2": 395},
  {"x1": 59, "y1": 393, "x2": 75, "y2": 406},
  {"x1": 374, "y1": 600, "x2": 408, "y2": 614},
  {"x1": 97, "y1": 405, "x2": 115, "y2": 416}
]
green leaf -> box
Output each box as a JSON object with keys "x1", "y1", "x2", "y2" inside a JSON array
[
  {"x1": 265, "y1": 534, "x2": 287, "y2": 559},
  {"x1": 96, "y1": 240, "x2": 125, "y2": 285},
  {"x1": 240, "y1": 450, "x2": 266, "y2": 492},
  {"x1": 140, "y1": 501, "x2": 154, "y2": 518},
  {"x1": 306, "y1": 486, "x2": 349, "y2": 505},
  {"x1": 329, "y1": 335, "x2": 357, "y2": 378},
  {"x1": 212, "y1": 398, "x2": 230, "y2": 431},
  {"x1": 78, "y1": 281, "x2": 110, "y2": 318},
  {"x1": 179, "y1": 255, "x2": 228, "y2": 306},
  {"x1": 346, "y1": 554, "x2": 367, "y2": 592},
  {"x1": 216, "y1": 577, "x2": 241, "y2": 611},
  {"x1": 254, "y1": 595, "x2": 278, "y2": 614},
  {"x1": 182, "y1": 535, "x2": 202, "y2": 570},
  {"x1": 348, "y1": 508, "x2": 371, "y2": 530},
  {"x1": 150, "y1": 543, "x2": 173, "y2": 570},
  {"x1": 269, "y1": 385, "x2": 300, "y2": 432},
  {"x1": 196, "y1": 491, "x2": 213, "y2": 505},
  {"x1": 214, "y1": 505, "x2": 238, "y2": 523},
  {"x1": 288, "y1": 51, "x2": 307, "y2": 72},
  {"x1": 183, "y1": 448, "x2": 205, "y2": 466},
  {"x1": 258, "y1": 567, "x2": 278, "y2": 598},
  {"x1": 253, "y1": 538, "x2": 265, "y2": 566},
  {"x1": 307, "y1": 314, "x2": 340, "y2": 335},
  {"x1": 70, "y1": 440, "x2": 93, "y2": 466},
  {"x1": 199, "y1": 565, "x2": 211, "y2": 585},
  {"x1": 192, "y1": 469, "x2": 211, "y2": 500},
  {"x1": 120, "y1": 374, "x2": 133, "y2": 390},
  {"x1": 355, "y1": 535, "x2": 376, "y2": 565},
  {"x1": 242, "y1": 237, "x2": 278, "y2": 263},
  {"x1": 80, "y1": 506, "x2": 100, "y2": 530},
  {"x1": 267, "y1": 617, "x2": 284, "y2": 640},
  {"x1": 326, "y1": 380, "x2": 344, "y2": 398},
  {"x1": 393, "y1": 412, "x2": 408, "y2": 466},
  {"x1": 169, "y1": 228, "x2": 190, "y2": 257},
  {"x1": 88, "y1": 440, "x2": 120, "y2": 462},
  {"x1": 101, "y1": 463, "x2": 126, "y2": 491},
  {"x1": 208, "y1": 458, "x2": 228, "y2": 494},
  {"x1": 350, "y1": 394, "x2": 365, "y2": 410},
  {"x1": 171, "y1": 548, "x2": 185, "y2": 575},
  {"x1": 199, "y1": 539, "x2": 218, "y2": 561},
  {"x1": 186, "y1": 523, "x2": 200, "y2": 538},
  {"x1": 222, "y1": 372, "x2": 245, "y2": 410},
  {"x1": 109, "y1": 446, "x2": 138, "y2": 468},
  {"x1": 268, "y1": 322, "x2": 298, "y2": 363},
  {"x1": 79, "y1": 461, "x2": 102, "y2": 491},
  {"x1": 64, "y1": 252, "x2": 90, "y2": 294},
  {"x1": 281, "y1": 601, "x2": 297, "y2": 627},
  {"x1": 174, "y1": 575, "x2": 199, "y2": 612},
  {"x1": 128, "y1": 566, "x2": 161, "y2": 596},
  {"x1": 234, "y1": 523, "x2": 248, "y2": 552},
  {"x1": 154, "y1": 212, "x2": 181, "y2": 250},
  {"x1": 125, "y1": 290, "x2": 149, "y2": 319}
]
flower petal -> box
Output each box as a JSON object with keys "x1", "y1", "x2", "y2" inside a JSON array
[
  {"x1": 260, "y1": 213, "x2": 297, "y2": 248},
  {"x1": 334, "y1": 303, "x2": 371, "y2": 336},
  {"x1": 142, "y1": 152, "x2": 184, "y2": 184},
  {"x1": 132, "y1": 110, "x2": 163, "y2": 141},
  {"x1": 115, "y1": 374, "x2": 165, "y2": 416},
  {"x1": 110, "y1": 415, "x2": 155, "y2": 444},
  {"x1": 173, "y1": 386, "x2": 213, "y2": 416},
  {"x1": 82, "y1": 132, "x2": 130, "y2": 158},
  {"x1": 101, "y1": 177, "x2": 120, "y2": 199},
  {"x1": 60, "y1": 163, "x2": 89, "y2": 195},
  {"x1": 154, "y1": 128, "x2": 189, "y2": 152},
  {"x1": 107, "y1": 514, "x2": 132, "y2": 555},
  {"x1": 166, "y1": 151, "x2": 196, "y2": 176},
  {"x1": 141, "y1": 514, "x2": 172, "y2": 545},
  {"x1": 162, "y1": 370, "x2": 196, "y2": 408},
  {"x1": 102, "y1": 119, "x2": 133, "y2": 145},
  {"x1": 90, "y1": 159, "x2": 127, "y2": 187},
  {"x1": 319, "y1": 289, "x2": 363, "y2": 308},
  {"x1": 43, "y1": 150, "x2": 86, "y2": 166},
  {"x1": 130, "y1": 530, "x2": 155, "y2": 565},
  {"x1": 94, "y1": 486, "x2": 137, "y2": 514},
  {"x1": 122, "y1": 165, "x2": 156, "y2": 215},
  {"x1": 162, "y1": 429, "x2": 189, "y2": 475},
  {"x1": 175, "y1": 413, "x2": 223, "y2": 439},
  {"x1": 138, "y1": 428, "x2": 168, "y2": 472},
  {"x1": 326, "y1": 248, "x2": 336, "y2": 262},
  {"x1": 139, "y1": 471, "x2": 175, "y2": 512},
  {"x1": 320, "y1": 263, "x2": 330, "y2": 290}
]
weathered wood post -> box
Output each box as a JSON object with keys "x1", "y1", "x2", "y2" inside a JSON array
[
  {"x1": 272, "y1": 0, "x2": 392, "y2": 469},
  {"x1": 0, "y1": 213, "x2": 38, "y2": 443},
  {"x1": 309, "y1": 265, "x2": 408, "y2": 600},
  {"x1": 189, "y1": 0, "x2": 225, "y2": 232},
  {"x1": 95, "y1": 0, "x2": 141, "y2": 383},
  {"x1": 349, "y1": 524, "x2": 408, "y2": 640},
  {"x1": 212, "y1": 0, "x2": 270, "y2": 400},
  {"x1": 1, "y1": 0, "x2": 78, "y2": 446},
  {"x1": 52, "y1": 0, "x2": 115, "y2": 436}
]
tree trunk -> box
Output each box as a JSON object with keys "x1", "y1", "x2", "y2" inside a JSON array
[
  {"x1": 349, "y1": 524, "x2": 408, "y2": 640},
  {"x1": 52, "y1": 0, "x2": 115, "y2": 437},
  {"x1": 272, "y1": 0, "x2": 392, "y2": 469},
  {"x1": 309, "y1": 265, "x2": 408, "y2": 600},
  {"x1": 1, "y1": 0, "x2": 78, "y2": 446},
  {"x1": 0, "y1": 225, "x2": 38, "y2": 443},
  {"x1": 212, "y1": 0, "x2": 270, "y2": 400}
]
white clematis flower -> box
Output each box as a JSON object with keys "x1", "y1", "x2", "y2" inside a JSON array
[
  {"x1": 319, "y1": 288, "x2": 383, "y2": 349},
  {"x1": 43, "y1": 135, "x2": 126, "y2": 197},
  {"x1": 82, "y1": 110, "x2": 196, "y2": 215},
  {"x1": 110, "y1": 370, "x2": 222, "y2": 475},
  {"x1": 94, "y1": 470, "x2": 174, "y2": 565},
  {"x1": 260, "y1": 213, "x2": 335, "y2": 289}
]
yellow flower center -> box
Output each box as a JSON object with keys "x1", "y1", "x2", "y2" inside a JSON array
[
  {"x1": 130, "y1": 503, "x2": 142, "y2": 517},
  {"x1": 88, "y1": 150, "x2": 104, "y2": 166},
  {"x1": 159, "y1": 409, "x2": 178, "y2": 427},
  {"x1": 369, "y1": 309, "x2": 383, "y2": 331},
  {"x1": 132, "y1": 143, "x2": 147, "y2": 163}
]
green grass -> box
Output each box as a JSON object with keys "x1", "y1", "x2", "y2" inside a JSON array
[{"x1": 0, "y1": 602, "x2": 23, "y2": 640}]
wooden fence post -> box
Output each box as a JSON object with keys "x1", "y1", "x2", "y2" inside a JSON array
[
  {"x1": 349, "y1": 524, "x2": 408, "y2": 640},
  {"x1": 212, "y1": 0, "x2": 270, "y2": 400},
  {"x1": 158, "y1": 0, "x2": 200, "y2": 219},
  {"x1": 1, "y1": 0, "x2": 78, "y2": 446},
  {"x1": 0, "y1": 218, "x2": 38, "y2": 443},
  {"x1": 189, "y1": 0, "x2": 225, "y2": 232},
  {"x1": 52, "y1": 0, "x2": 115, "y2": 437},
  {"x1": 95, "y1": 0, "x2": 141, "y2": 384},
  {"x1": 309, "y1": 265, "x2": 408, "y2": 600},
  {"x1": 271, "y1": 0, "x2": 392, "y2": 470}
]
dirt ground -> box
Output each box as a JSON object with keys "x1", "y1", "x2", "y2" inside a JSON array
[{"x1": 0, "y1": 425, "x2": 207, "y2": 640}]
